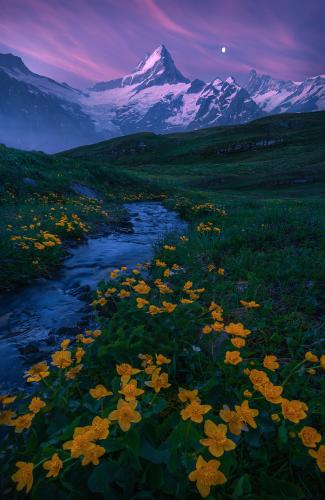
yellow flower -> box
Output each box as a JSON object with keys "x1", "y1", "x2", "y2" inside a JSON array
[
  {"x1": 305, "y1": 351, "x2": 319, "y2": 363},
  {"x1": 75, "y1": 346, "x2": 85, "y2": 364},
  {"x1": 230, "y1": 337, "x2": 246, "y2": 348},
  {"x1": 119, "y1": 379, "x2": 144, "y2": 401},
  {"x1": 219, "y1": 407, "x2": 244, "y2": 435},
  {"x1": 51, "y1": 350, "x2": 72, "y2": 369},
  {"x1": 148, "y1": 305, "x2": 163, "y2": 315},
  {"x1": 281, "y1": 399, "x2": 308, "y2": 423},
  {"x1": 224, "y1": 351, "x2": 242, "y2": 366},
  {"x1": 89, "y1": 384, "x2": 112, "y2": 400},
  {"x1": 98, "y1": 297, "x2": 107, "y2": 306},
  {"x1": 0, "y1": 395, "x2": 16, "y2": 405},
  {"x1": 81, "y1": 444, "x2": 106, "y2": 466},
  {"x1": 11, "y1": 462, "x2": 34, "y2": 493},
  {"x1": 90, "y1": 416, "x2": 110, "y2": 440},
  {"x1": 248, "y1": 369, "x2": 270, "y2": 389},
  {"x1": 163, "y1": 245, "x2": 176, "y2": 251},
  {"x1": 180, "y1": 298, "x2": 194, "y2": 304},
  {"x1": 25, "y1": 361, "x2": 49, "y2": 382},
  {"x1": 298, "y1": 426, "x2": 322, "y2": 448},
  {"x1": 183, "y1": 281, "x2": 193, "y2": 290},
  {"x1": 202, "y1": 325, "x2": 212, "y2": 334},
  {"x1": 217, "y1": 268, "x2": 225, "y2": 276},
  {"x1": 116, "y1": 363, "x2": 141, "y2": 384},
  {"x1": 263, "y1": 355, "x2": 279, "y2": 371},
  {"x1": 155, "y1": 259, "x2": 166, "y2": 267},
  {"x1": 271, "y1": 413, "x2": 281, "y2": 423},
  {"x1": 309, "y1": 445, "x2": 325, "y2": 472},
  {"x1": 92, "y1": 329, "x2": 102, "y2": 337},
  {"x1": 162, "y1": 301, "x2": 177, "y2": 313},
  {"x1": 108, "y1": 399, "x2": 141, "y2": 432},
  {"x1": 259, "y1": 382, "x2": 283, "y2": 404},
  {"x1": 66, "y1": 364, "x2": 83, "y2": 380},
  {"x1": 0, "y1": 410, "x2": 16, "y2": 425},
  {"x1": 146, "y1": 371, "x2": 171, "y2": 393},
  {"x1": 178, "y1": 388, "x2": 200, "y2": 403},
  {"x1": 211, "y1": 321, "x2": 224, "y2": 332},
  {"x1": 12, "y1": 413, "x2": 34, "y2": 433},
  {"x1": 118, "y1": 289, "x2": 131, "y2": 299},
  {"x1": 136, "y1": 297, "x2": 149, "y2": 309},
  {"x1": 43, "y1": 453, "x2": 63, "y2": 478},
  {"x1": 225, "y1": 323, "x2": 251, "y2": 337},
  {"x1": 34, "y1": 242, "x2": 45, "y2": 250},
  {"x1": 60, "y1": 339, "x2": 71, "y2": 350},
  {"x1": 240, "y1": 300, "x2": 260, "y2": 309},
  {"x1": 243, "y1": 390, "x2": 252, "y2": 398},
  {"x1": 181, "y1": 401, "x2": 212, "y2": 423},
  {"x1": 28, "y1": 397, "x2": 46, "y2": 414},
  {"x1": 200, "y1": 420, "x2": 236, "y2": 457},
  {"x1": 189, "y1": 455, "x2": 226, "y2": 497},
  {"x1": 235, "y1": 400, "x2": 259, "y2": 429},
  {"x1": 156, "y1": 354, "x2": 171, "y2": 365}
]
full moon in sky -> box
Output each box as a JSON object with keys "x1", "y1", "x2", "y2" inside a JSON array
[{"x1": 221, "y1": 47, "x2": 226, "y2": 53}]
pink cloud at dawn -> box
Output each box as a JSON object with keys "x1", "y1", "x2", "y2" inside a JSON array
[{"x1": 0, "y1": 0, "x2": 324, "y2": 87}]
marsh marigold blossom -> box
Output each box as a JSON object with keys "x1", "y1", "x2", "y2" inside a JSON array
[
  {"x1": 11, "y1": 462, "x2": 33, "y2": 493},
  {"x1": 305, "y1": 351, "x2": 318, "y2": 363},
  {"x1": 225, "y1": 323, "x2": 251, "y2": 337},
  {"x1": 108, "y1": 399, "x2": 141, "y2": 432},
  {"x1": 25, "y1": 361, "x2": 49, "y2": 382},
  {"x1": 181, "y1": 401, "x2": 212, "y2": 423},
  {"x1": 119, "y1": 379, "x2": 144, "y2": 401},
  {"x1": 146, "y1": 370, "x2": 171, "y2": 393},
  {"x1": 12, "y1": 413, "x2": 34, "y2": 433},
  {"x1": 231, "y1": 337, "x2": 246, "y2": 348},
  {"x1": 178, "y1": 388, "x2": 200, "y2": 403},
  {"x1": 281, "y1": 399, "x2": 308, "y2": 423},
  {"x1": 90, "y1": 416, "x2": 110, "y2": 440},
  {"x1": 28, "y1": 397, "x2": 46, "y2": 414},
  {"x1": 298, "y1": 426, "x2": 322, "y2": 448},
  {"x1": 259, "y1": 383, "x2": 283, "y2": 404},
  {"x1": 189, "y1": 455, "x2": 226, "y2": 497},
  {"x1": 155, "y1": 354, "x2": 171, "y2": 365},
  {"x1": 116, "y1": 363, "x2": 141, "y2": 384},
  {"x1": 162, "y1": 301, "x2": 177, "y2": 313},
  {"x1": 51, "y1": 350, "x2": 72, "y2": 369},
  {"x1": 136, "y1": 297, "x2": 149, "y2": 309},
  {"x1": 224, "y1": 351, "x2": 242, "y2": 365},
  {"x1": 43, "y1": 453, "x2": 63, "y2": 478},
  {"x1": 263, "y1": 355, "x2": 279, "y2": 371},
  {"x1": 235, "y1": 400, "x2": 259, "y2": 429},
  {"x1": 0, "y1": 410, "x2": 16, "y2": 425},
  {"x1": 89, "y1": 385, "x2": 112, "y2": 400},
  {"x1": 200, "y1": 420, "x2": 236, "y2": 457},
  {"x1": 219, "y1": 407, "x2": 244, "y2": 435},
  {"x1": 249, "y1": 369, "x2": 270, "y2": 389},
  {"x1": 309, "y1": 445, "x2": 325, "y2": 472},
  {"x1": 240, "y1": 300, "x2": 260, "y2": 309}
]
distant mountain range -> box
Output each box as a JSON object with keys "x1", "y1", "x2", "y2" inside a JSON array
[{"x1": 0, "y1": 45, "x2": 324, "y2": 152}]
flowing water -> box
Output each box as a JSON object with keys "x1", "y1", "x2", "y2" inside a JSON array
[{"x1": 0, "y1": 202, "x2": 186, "y2": 391}]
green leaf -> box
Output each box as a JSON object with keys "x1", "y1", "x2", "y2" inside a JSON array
[
  {"x1": 140, "y1": 440, "x2": 170, "y2": 464},
  {"x1": 232, "y1": 474, "x2": 252, "y2": 497}
]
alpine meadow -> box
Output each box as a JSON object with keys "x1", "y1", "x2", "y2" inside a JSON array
[{"x1": 0, "y1": 1, "x2": 324, "y2": 499}]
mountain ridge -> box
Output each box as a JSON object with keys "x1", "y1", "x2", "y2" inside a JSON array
[{"x1": 0, "y1": 45, "x2": 324, "y2": 152}]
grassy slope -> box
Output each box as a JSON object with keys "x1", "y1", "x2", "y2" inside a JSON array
[
  {"x1": 1, "y1": 112, "x2": 324, "y2": 498},
  {"x1": 63, "y1": 111, "x2": 325, "y2": 197}
]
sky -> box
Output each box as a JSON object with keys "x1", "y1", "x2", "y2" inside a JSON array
[{"x1": 0, "y1": 0, "x2": 324, "y2": 88}]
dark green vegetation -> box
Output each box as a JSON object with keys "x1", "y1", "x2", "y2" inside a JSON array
[
  {"x1": 1, "y1": 111, "x2": 324, "y2": 498},
  {"x1": 64, "y1": 111, "x2": 325, "y2": 197}
]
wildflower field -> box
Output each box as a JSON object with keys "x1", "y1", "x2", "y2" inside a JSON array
[{"x1": 0, "y1": 112, "x2": 324, "y2": 498}]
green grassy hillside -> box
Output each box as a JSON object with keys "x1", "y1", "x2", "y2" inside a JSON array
[{"x1": 63, "y1": 111, "x2": 325, "y2": 197}]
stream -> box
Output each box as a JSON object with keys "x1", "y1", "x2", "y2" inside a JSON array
[{"x1": 0, "y1": 202, "x2": 187, "y2": 392}]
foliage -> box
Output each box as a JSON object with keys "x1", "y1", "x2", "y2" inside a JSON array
[{"x1": 1, "y1": 199, "x2": 324, "y2": 499}]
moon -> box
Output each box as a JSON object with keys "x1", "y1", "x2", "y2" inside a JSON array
[{"x1": 221, "y1": 47, "x2": 226, "y2": 53}]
